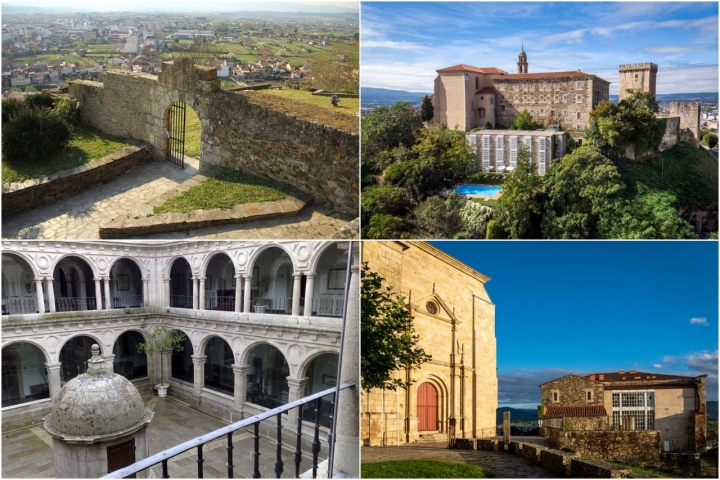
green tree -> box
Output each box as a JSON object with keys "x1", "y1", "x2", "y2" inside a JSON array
[
  {"x1": 384, "y1": 157, "x2": 444, "y2": 202},
  {"x1": 488, "y1": 147, "x2": 545, "y2": 239},
  {"x1": 705, "y1": 132, "x2": 718, "y2": 149},
  {"x1": 542, "y1": 146, "x2": 625, "y2": 239},
  {"x1": 414, "y1": 193, "x2": 464, "y2": 238},
  {"x1": 361, "y1": 102, "x2": 422, "y2": 164},
  {"x1": 364, "y1": 214, "x2": 409, "y2": 239},
  {"x1": 513, "y1": 109, "x2": 539, "y2": 130},
  {"x1": 137, "y1": 325, "x2": 186, "y2": 387},
  {"x1": 412, "y1": 124, "x2": 475, "y2": 180},
  {"x1": 361, "y1": 184, "x2": 415, "y2": 225},
  {"x1": 420, "y1": 95, "x2": 434, "y2": 122},
  {"x1": 361, "y1": 263, "x2": 431, "y2": 391},
  {"x1": 601, "y1": 184, "x2": 697, "y2": 239}
]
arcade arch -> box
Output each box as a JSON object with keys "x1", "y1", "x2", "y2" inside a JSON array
[{"x1": 1, "y1": 342, "x2": 49, "y2": 407}]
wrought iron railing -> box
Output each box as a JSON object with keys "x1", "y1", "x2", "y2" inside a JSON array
[
  {"x1": 251, "y1": 297, "x2": 291, "y2": 314},
  {"x1": 112, "y1": 295, "x2": 143, "y2": 309},
  {"x1": 55, "y1": 297, "x2": 97, "y2": 312},
  {"x1": 205, "y1": 295, "x2": 236, "y2": 311},
  {"x1": 171, "y1": 295, "x2": 193, "y2": 309},
  {"x1": 312, "y1": 297, "x2": 344, "y2": 318},
  {"x1": 103, "y1": 382, "x2": 355, "y2": 478},
  {"x1": 2, "y1": 298, "x2": 37, "y2": 315}
]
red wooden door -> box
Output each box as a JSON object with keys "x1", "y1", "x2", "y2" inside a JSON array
[{"x1": 417, "y1": 382, "x2": 438, "y2": 431}]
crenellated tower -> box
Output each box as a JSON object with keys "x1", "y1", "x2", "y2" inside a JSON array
[{"x1": 618, "y1": 62, "x2": 658, "y2": 101}]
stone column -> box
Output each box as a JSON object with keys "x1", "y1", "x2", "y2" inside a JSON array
[
  {"x1": 192, "y1": 277, "x2": 199, "y2": 310},
  {"x1": 34, "y1": 278, "x2": 45, "y2": 314},
  {"x1": 234, "y1": 275, "x2": 242, "y2": 313},
  {"x1": 103, "y1": 276, "x2": 112, "y2": 310},
  {"x1": 161, "y1": 350, "x2": 172, "y2": 386},
  {"x1": 243, "y1": 276, "x2": 252, "y2": 313},
  {"x1": 232, "y1": 365, "x2": 250, "y2": 411},
  {"x1": 303, "y1": 275, "x2": 315, "y2": 317},
  {"x1": 286, "y1": 377, "x2": 309, "y2": 425},
  {"x1": 94, "y1": 278, "x2": 103, "y2": 310},
  {"x1": 291, "y1": 273, "x2": 303, "y2": 316},
  {"x1": 332, "y1": 243, "x2": 359, "y2": 478},
  {"x1": 45, "y1": 277, "x2": 56, "y2": 313},
  {"x1": 102, "y1": 353, "x2": 115, "y2": 372},
  {"x1": 163, "y1": 278, "x2": 171, "y2": 308},
  {"x1": 199, "y1": 277, "x2": 206, "y2": 310},
  {"x1": 191, "y1": 355, "x2": 207, "y2": 396},
  {"x1": 143, "y1": 279, "x2": 149, "y2": 307},
  {"x1": 45, "y1": 362, "x2": 62, "y2": 400}
]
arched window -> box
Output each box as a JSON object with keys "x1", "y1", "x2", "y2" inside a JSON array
[
  {"x1": 302, "y1": 353, "x2": 338, "y2": 428},
  {"x1": 171, "y1": 333, "x2": 194, "y2": 383},
  {"x1": 475, "y1": 76, "x2": 479, "y2": 90},
  {"x1": 59, "y1": 336, "x2": 97, "y2": 383},
  {"x1": 246, "y1": 344, "x2": 289, "y2": 409},
  {"x1": 113, "y1": 331, "x2": 147, "y2": 381},
  {"x1": 2, "y1": 343, "x2": 49, "y2": 407},
  {"x1": 169, "y1": 258, "x2": 192, "y2": 309},
  {"x1": 204, "y1": 337, "x2": 234, "y2": 396}
]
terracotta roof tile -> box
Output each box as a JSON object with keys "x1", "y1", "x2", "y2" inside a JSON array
[
  {"x1": 545, "y1": 406, "x2": 607, "y2": 417},
  {"x1": 587, "y1": 372, "x2": 699, "y2": 382},
  {"x1": 476, "y1": 86, "x2": 495, "y2": 94},
  {"x1": 437, "y1": 64, "x2": 508, "y2": 75}
]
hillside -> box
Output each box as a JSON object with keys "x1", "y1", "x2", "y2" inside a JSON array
[
  {"x1": 614, "y1": 143, "x2": 718, "y2": 210},
  {"x1": 361, "y1": 87, "x2": 432, "y2": 112},
  {"x1": 709, "y1": 400, "x2": 718, "y2": 422},
  {"x1": 496, "y1": 407, "x2": 537, "y2": 425}
]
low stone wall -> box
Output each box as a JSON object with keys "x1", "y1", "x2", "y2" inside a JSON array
[
  {"x1": 548, "y1": 428, "x2": 661, "y2": 465},
  {"x1": 570, "y1": 457, "x2": 631, "y2": 478},
  {"x1": 540, "y1": 448, "x2": 573, "y2": 476},
  {"x1": 2, "y1": 143, "x2": 152, "y2": 216}
]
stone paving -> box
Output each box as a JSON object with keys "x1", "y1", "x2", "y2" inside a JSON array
[
  {"x1": 361, "y1": 441, "x2": 555, "y2": 478},
  {"x1": 2, "y1": 396, "x2": 332, "y2": 478},
  {"x1": 2, "y1": 158, "x2": 353, "y2": 240}
]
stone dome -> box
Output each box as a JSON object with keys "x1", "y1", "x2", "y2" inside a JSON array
[{"x1": 46, "y1": 345, "x2": 148, "y2": 439}]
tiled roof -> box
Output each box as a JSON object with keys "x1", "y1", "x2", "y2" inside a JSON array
[
  {"x1": 587, "y1": 372, "x2": 701, "y2": 382},
  {"x1": 437, "y1": 64, "x2": 508, "y2": 75},
  {"x1": 545, "y1": 406, "x2": 607, "y2": 417},
  {"x1": 476, "y1": 86, "x2": 495, "y2": 94},
  {"x1": 495, "y1": 71, "x2": 594, "y2": 80}
]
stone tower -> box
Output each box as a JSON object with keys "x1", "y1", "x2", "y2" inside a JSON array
[
  {"x1": 517, "y1": 45, "x2": 528, "y2": 74},
  {"x1": 618, "y1": 62, "x2": 658, "y2": 102}
]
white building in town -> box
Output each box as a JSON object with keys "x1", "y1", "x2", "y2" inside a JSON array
[{"x1": 466, "y1": 129, "x2": 566, "y2": 175}]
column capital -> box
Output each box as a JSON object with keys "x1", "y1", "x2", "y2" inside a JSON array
[
  {"x1": 232, "y1": 364, "x2": 251, "y2": 374},
  {"x1": 44, "y1": 276, "x2": 54, "y2": 282},
  {"x1": 191, "y1": 354, "x2": 207, "y2": 364},
  {"x1": 293, "y1": 272, "x2": 303, "y2": 279},
  {"x1": 45, "y1": 362, "x2": 62, "y2": 370},
  {"x1": 286, "y1": 376, "x2": 310, "y2": 389},
  {"x1": 305, "y1": 273, "x2": 316, "y2": 280}
]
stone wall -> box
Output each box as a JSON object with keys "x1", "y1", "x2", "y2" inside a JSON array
[
  {"x1": 618, "y1": 63, "x2": 658, "y2": 102},
  {"x1": 660, "y1": 117, "x2": 680, "y2": 150},
  {"x1": 541, "y1": 374, "x2": 604, "y2": 406},
  {"x1": 2, "y1": 144, "x2": 152, "y2": 216},
  {"x1": 669, "y1": 102, "x2": 701, "y2": 145},
  {"x1": 68, "y1": 58, "x2": 358, "y2": 217},
  {"x1": 548, "y1": 429, "x2": 661, "y2": 465}
]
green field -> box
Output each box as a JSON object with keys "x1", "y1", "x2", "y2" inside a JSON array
[
  {"x1": 2, "y1": 125, "x2": 136, "y2": 184},
  {"x1": 257, "y1": 88, "x2": 358, "y2": 116},
  {"x1": 362, "y1": 460, "x2": 493, "y2": 478}
]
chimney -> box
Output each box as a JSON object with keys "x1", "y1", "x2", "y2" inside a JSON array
[
  {"x1": 599, "y1": 374, "x2": 604, "y2": 381},
  {"x1": 589, "y1": 374, "x2": 596, "y2": 381},
  {"x1": 619, "y1": 371, "x2": 625, "y2": 374},
  {"x1": 630, "y1": 370, "x2": 636, "y2": 374}
]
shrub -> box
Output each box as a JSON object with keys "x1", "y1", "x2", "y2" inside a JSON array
[
  {"x1": 459, "y1": 201, "x2": 493, "y2": 239},
  {"x1": 705, "y1": 132, "x2": 718, "y2": 149},
  {"x1": 414, "y1": 193, "x2": 464, "y2": 238},
  {"x1": 2, "y1": 107, "x2": 71, "y2": 162},
  {"x1": 53, "y1": 97, "x2": 83, "y2": 128},
  {"x1": 1, "y1": 99, "x2": 25, "y2": 123},
  {"x1": 24, "y1": 92, "x2": 56, "y2": 110}
]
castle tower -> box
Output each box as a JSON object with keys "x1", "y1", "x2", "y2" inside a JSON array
[
  {"x1": 517, "y1": 45, "x2": 528, "y2": 74},
  {"x1": 618, "y1": 62, "x2": 658, "y2": 102}
]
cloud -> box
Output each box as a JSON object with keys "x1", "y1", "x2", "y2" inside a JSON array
[
  {"x1": 690, "y1": 317, "x2": 709, "y2": 326},
  {"x1": 498, "y1": 368, "x2": 586, "y2": 408},
  {"x1": 362, "y1": 40, "x2": 432, "y2": 52},
  {"x1": 653, "y1": 364, "x2": 663, "y2": 369},
  {"x1": 642, "y1": 46, "x2": 695, "y2": 55},
  {"x1": 660, "y1": 350, "x2": 718, "y2": 400}
]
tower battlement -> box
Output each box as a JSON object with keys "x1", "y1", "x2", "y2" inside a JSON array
[{"x1": 619, "y1": 62, "x2": 658, "y2": 71}]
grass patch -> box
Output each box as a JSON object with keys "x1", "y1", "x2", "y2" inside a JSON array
[
  {"x1": 257, "y1": 88, "x2": 358, "y2": 116},
  {"x1": 470, "y1": 198, "x2": 498, "y2": 207},
  {"x1": 604, "y1": 460, "x2": 678, "y2": 478},
  {"x1": 362, "y1": 460, "x2": 493, "y2": 478},
  {"x1": 153, "y1": 170, "x2": 292, "y2": 215},
  {"x1": 2, "y1": 124, "x2": 136, "y2": 184},
  {"x1": 183, "y1": 107, "x2": 201, "y2": 159}
]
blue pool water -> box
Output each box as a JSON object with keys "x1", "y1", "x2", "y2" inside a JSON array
[{"x1": 452, "y1": 184, "x2": 502, "y2": 196}]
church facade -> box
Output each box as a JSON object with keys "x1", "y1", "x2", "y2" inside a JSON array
[
  {"x1": 433, "y1": 48, "x2": 611, "y2": 139},
  {"x1": 362, "y1": 242, "x2": 497, "y2": 446}
]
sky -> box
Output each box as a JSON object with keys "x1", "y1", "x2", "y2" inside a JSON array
[
  {"x1": 427, "y1": 241, "x2": 719, "y2": 409},
  {"x1": 361, "y1": 1, "x2": 719, "y2": 95}
]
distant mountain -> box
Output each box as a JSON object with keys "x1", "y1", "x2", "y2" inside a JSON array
[
  {"x1": 708, "y1": 400, "x2": 718, "y2": 422},
  {"x1": 610, "y1": 92, "x2": 718, "y2": 104},
  {"x1": 496, "y1": 407, "x2": 537, "y2": 425},
  {"x1": 361, "y1": 87, "x2": 432, "y2": 112}
]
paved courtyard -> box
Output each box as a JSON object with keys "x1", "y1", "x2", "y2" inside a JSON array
[
  {"x1": 2, "y1": 396, "x2": 333, "y2": 478},
  {"x1": 2, "y1": 158, "x2": 352, "y2": 240},
  {"x1": 361, "y1": 441, "x2": 555, "y2": 478}
]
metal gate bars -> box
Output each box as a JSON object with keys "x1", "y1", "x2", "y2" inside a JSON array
[{"x1": 167, "y1": 102, "x2": 186, "y2": 168}]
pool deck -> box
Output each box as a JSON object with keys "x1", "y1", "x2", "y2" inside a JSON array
[{"x1": 450, "y1": 183, "x2": 503, "y2": 200}]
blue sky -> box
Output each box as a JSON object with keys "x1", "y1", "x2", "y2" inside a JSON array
[
  {"x1": 428, "y1": 241, "x2": 719, "y2": 408},
  {"x1": 361, "y1": 2, "x2": 719, "y2": 94}
]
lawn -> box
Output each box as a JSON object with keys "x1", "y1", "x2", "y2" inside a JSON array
[
  {"x1": 362, "y1": 460, "x2": 493, "y2": 478},
  {"x1": 152, "y1": 169, "x2": 293, "y2": 215},
  {"x1": 183, "y1": 107, "x2": 201, "y2": 158},
  {"x1": 257, "y1": 89, "x2": 359, "y2": 116},
  {"x1": 1, "y1": 125, "x2": 136, "y2": 184},
  {"x1": 470, "y1": 198, "x2": 499, "y2": 207}
]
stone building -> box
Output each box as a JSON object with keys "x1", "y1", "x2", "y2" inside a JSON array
[
  {"x1": 467, "y1": 129, "x2": 566, "y2": 175},
  {"x1": 433, "y1": 48, "x2": 610, "y2": 139},
  {"x1": 618, "y1": 62, "x2": 658, "y2": 102},
  {"x1": 1, "y1": 240, "x2": 358, "y2": 461},
  {"x1": 540, "y1": 371, "x2": 707, "y2": 452},
  {"x1": 362, "y1": 242, "x2": 497, "y2": 446}
]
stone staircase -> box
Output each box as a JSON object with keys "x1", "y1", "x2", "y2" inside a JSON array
[{"x1": 417, "y1": 432, "x2": 448, "y2": 443}]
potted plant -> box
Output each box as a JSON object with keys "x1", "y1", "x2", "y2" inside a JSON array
[
  {"x1": 137, "y1": 325, "x2": 186, "y2": 397},
  {"x1": 254, "y1": 277, "x2": 270, "y2": 313}
]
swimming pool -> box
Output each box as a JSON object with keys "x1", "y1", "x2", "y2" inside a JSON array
[{"x1": 452, "y1": 184, "x2": 503, "y2": 196}]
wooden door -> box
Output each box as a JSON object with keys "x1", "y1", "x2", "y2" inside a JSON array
[
  {"x1": 107, "y1": 439, "x2": 136, "y2": 478},
  {"x1": 417, "y1": 382, "x2": 438, "y2": 431}
]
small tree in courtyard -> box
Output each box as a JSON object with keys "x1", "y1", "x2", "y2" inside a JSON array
[
  {"x1": 137, "y1": 325, "x2": 186, "y2": 388},
  {"x1": 361, "y1": 263, "x2": 430, "y2": 391}
]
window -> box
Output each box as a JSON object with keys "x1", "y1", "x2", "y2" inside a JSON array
[
  {"x1": 577, "y1": 124, "x2": 582, "y2": 131},
  {"x1": 550, "y1": 110, "x2": 555, "y2": 116},
  {"x1": 555, "y1": 94, "x2": 559, "y2": 101},
  {"x1": 475, "y1": 76, "x2": 479, "y2": 89},
  {"x1": 563, "y1": 95, "x2": 567, "y2": 101},
  {"x1": 501, "y1": 105, "x2": 505, "y2": 112},
  {"x1": 328, "y1": 269, "x2": 345, "y2": 289},
  {"x1": 555, "y1": 82, "x2": 560, "y2": 88},
  {"x1": 478, "y1": 108, "x2": 485, "y2": 118},
  {"x1": 539, "y1": 95, "x2": 544, "y2": 101},
  {"x1": 634, "y1": 73, "x2": 638, "y2": 79},
  {"x1": 426, "y1": 301, "x2": 438, "y2": 315},
  {"x1": 540, "y1": 109, "x2": 544, "y2": 113},
  {"x1": 490, "y1": 97, "x2": 494, "y2": 105},
  {"x1": 586, "y1": 389, "x2": 593, "y2": 402},
  {"x1": 611, "y1": 391, "x2": 654, "y2": 430},
  {"x1": 481, "y1": 135, "x2": 490, "y2": 171},
  {"x1": 577, "y1": 112, "x2": 582, "y2": 119},
  {"x1": 523, "y1": 95, "x2": 527, "y2": 101},
  {"x1": 576, "y1": 81, "x2": 583, "y2": 88},
  {"x1": 576, "y1": 95, "x2": 582, "y2": 102},
  {"x1": 552, "y1": 390, "x2": 559, "y2": 403}
]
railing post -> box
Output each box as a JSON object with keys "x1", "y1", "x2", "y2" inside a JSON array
[
  {"x1": 311, "y1": 397, "x2": 322, "y2": 478},
  {"x1": 275, "y1": 413, "x2": 284, "y2": 478},
  {"x1": 197, "y1": 444, "x2": 204, "y2": 478},
  {"x1": 226, "y1": 432, "x2": 234, "y2": 478},
  {"x1": 161, "y1": 459, "x2": 169, "y2": 478},
  {"x1": 252, "y1": 422, "x2": 261, "y2": 478},
  {"x1": 294, "y1": 410, "x2": 303, "y2": 478}
]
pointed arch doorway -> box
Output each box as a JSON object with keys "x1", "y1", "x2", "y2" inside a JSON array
[{"x1": 417, "y1": 382, "x2": 438, "y2": 431}]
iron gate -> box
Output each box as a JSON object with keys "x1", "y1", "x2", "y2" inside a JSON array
[{"x1": 167, "y1": 101, "x2": 186, "y2": 168}]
